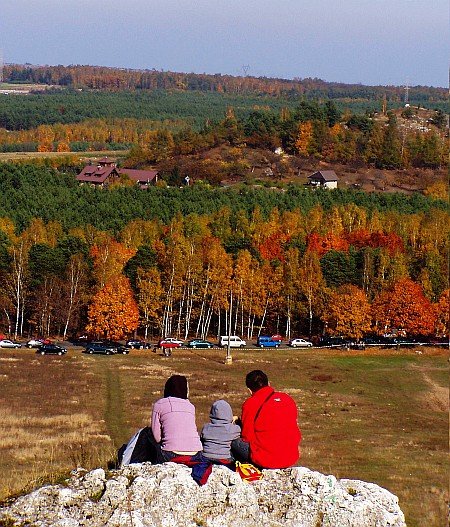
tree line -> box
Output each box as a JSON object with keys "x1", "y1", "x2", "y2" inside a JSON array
[
  {"x1": 4, "y1": 64, "x2": 447, "y2": 104},
  {"x1": 0, "y1": 165, "x2": 447, "y2": 341},
  {"x1": 0, "y1": 101, "x2": 447, "y2": 172}
]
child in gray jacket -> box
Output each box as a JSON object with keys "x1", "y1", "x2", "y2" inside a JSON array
[{"x1": 201, "y1": 400, "x2": 241, "y2": 463}]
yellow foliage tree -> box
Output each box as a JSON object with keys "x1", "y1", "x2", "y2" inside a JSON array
[
  {"x1": 37, "y1": 125, "x2": 55, "y2": 152},
  {"x1": 91, "y1": 239, "x2": 136, "y2": 288},
  {"x1": 295, "y1": 121, "x2": 313, "y2": 157},
  {"x1": 56, "y1": 141, "x2": 70, "y2": 152},
  {"x1": 137, "y1": 267, "x2": 163, "y2": 339},
  {"x1": 86, "y1": 275, "x2": 139, "y2": 340},
  {"x1": 434, "y1": 289, "x2": 449, "y2": 336},
  {"x1": 323, "y1": 285, "x2": 371, "y2": 339}
]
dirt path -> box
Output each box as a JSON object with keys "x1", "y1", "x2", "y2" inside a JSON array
[{"x1": 419, "y1": 370, "x2": 449, "y2": 413}]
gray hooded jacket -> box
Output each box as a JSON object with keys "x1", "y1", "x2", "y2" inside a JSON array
[{"x1": 201, "y1": 400, "x2": 241, "y2": 460}]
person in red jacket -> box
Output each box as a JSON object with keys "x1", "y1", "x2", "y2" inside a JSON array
[{"x1": 231, "y1": 370, "x2": 301, "y2": 469}]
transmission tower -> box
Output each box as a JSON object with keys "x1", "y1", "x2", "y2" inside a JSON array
[
  {"x1": 404, "y1": 79, "x2": 410, "y2": 106},
  {"x1": 242, "y1": 64, "x2": 250, "y2": 77},
  {"x1": 0, "y1": 50, "x2": 3, "y2": 84}
]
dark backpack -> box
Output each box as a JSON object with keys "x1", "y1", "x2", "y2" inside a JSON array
[{"x1": 117, "y1": 427, "x2": 158, "y2": 467}]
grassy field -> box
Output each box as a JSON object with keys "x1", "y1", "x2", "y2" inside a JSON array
[
  {"x1": 0, "y1": 150, "x2": 128, "y2": 162},
  {"x1": 0, "y1": 346, "x2": 447, "y2": 526}
]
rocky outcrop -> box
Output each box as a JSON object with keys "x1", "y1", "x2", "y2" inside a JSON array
[{"x1": 0, "y1": 463, "x2": 406, "y2": 527}]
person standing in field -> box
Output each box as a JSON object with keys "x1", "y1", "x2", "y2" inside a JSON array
[{"x1": 231, "y1": 369, "x2": 301, "y2": 469}]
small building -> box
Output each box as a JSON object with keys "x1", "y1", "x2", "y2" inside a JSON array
[
  {"x1": 76, "y1": 158, "x2": 159, "y2": 189},
  {"x1": 307, "y1": 170, "x2": 338, "y2": 189}
]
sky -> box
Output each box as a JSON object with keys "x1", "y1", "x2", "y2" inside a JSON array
[{"x1": 1, "y1": 0, "x2": 447, "y2": 87}]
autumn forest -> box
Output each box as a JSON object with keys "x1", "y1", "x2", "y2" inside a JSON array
[
  {"x1": 0, "y1": 162, "x2": 447, "y2": 342},
  {"x1": 0, "y1": 65, "x2": 448, "y2": 342}
]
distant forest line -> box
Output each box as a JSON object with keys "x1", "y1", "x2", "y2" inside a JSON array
[{"x1": 4, "y1": 64, "x2": 447, "y2": 102}]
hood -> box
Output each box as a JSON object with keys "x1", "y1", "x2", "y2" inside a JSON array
[{"x1": 209, "y1": 399, "x2": 234, "y2": 424}]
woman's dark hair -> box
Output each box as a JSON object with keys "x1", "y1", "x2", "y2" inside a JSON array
[
  {"x1": 164, "y1": 375, "x2": 188, "y2": 399},
  {"x1": 245, "y1": 370, "x2": 269, "y2": 392}
]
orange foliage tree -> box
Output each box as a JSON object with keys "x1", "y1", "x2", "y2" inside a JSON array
[
  {"x1": 322, "y1": 285, "x2": 371, "y2": 339},
  {"x1": 86, "y1": 275, "x2": 139, "y2": 339},
  {"x1": 371, "y1": 278, "x2": 436, "y2": 336}
]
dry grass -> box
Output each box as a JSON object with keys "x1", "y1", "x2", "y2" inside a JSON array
[{"x1": 0, "y1": 346, "x2": 447, "y2": 526}]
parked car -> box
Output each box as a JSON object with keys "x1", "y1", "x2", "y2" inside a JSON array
[
  {"x1": 318, "y1": 336, "x2": 350, "y2": 347},
  {"x1": 83, "y1": 342, "x2": 118, "y2": 355},
  {"x1": 271, "y1": 334, "x2": 284, "y2": 342},
  {"x1": 392, "y1": 337, "x2": 423, "y2": 348},
  {"x1": 0, "y1": 339, "x2": 21, "y2": 348},
  {"x1": 158, "y1": 338, "x2": 183, "y2": 348},
  {"x1": 37, "y1": 344, "x2": 67, "y2": 355},
  {"x1": 69, "y1": 335, "x2": 92, "y2": 346},
  {"x1": 125, "y1": 339, "x2": 149, "y2": 349},
  {"x1": 219, "y1": 336, "x2": 246, "y2": 348},
  {"x1": 257, "y1": 336, "x2": 280, "y2": 348},
  {"x1": 423, "y1": 336, "x2": 449, "y2": 348},
  {"x1": 349, "y1": 340, "x2": 366, "y2": 350},
  {"x1": 185, "y1": 339, "x2": 214, "y2": 349},
  {"x1": 116, "y1": 345, "x2": 131, "y2": 355},
  {"x1": 26, "y1": 339, "x2": 44, "y2": 348},
  {"x1": 362, "y1": 335, "x2": 395, "y2": 346},
  {"x1": 289, "y1": 338, "x2": 313, "y2": 348}
]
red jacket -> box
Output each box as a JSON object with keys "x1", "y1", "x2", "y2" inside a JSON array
[{"x1": 241, "y1": 385, "x2": 301, "y2": 469}]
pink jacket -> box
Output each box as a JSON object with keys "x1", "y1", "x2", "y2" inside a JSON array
[{"x1": 151, "y1": 396, "x2": 202, "y2": 453}]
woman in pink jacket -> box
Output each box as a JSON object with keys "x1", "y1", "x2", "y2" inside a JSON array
[{"x1": 151, "y1": 374, "x2": 202, "y2": 462}]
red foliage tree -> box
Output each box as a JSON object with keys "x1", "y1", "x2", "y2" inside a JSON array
[
  {"x1": 258, "y1": 232, "x2": 289, "y2": 262},
  {"x1": 306, "y1": 232, "x2": 349, "y2": 257},
  {"x1": 372, "y1": 278, "x2": 436, "y2": 336},
  {"x1": 346, "y1": 229, "x2": 404, "y2": 254}
]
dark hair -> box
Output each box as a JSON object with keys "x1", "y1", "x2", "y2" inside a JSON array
[
  {"x1": 164, "y1": 375, "x2": 188, "y2": 399},
  {"x1": 245, "y1": 370, "x2": 269, "y2": 392}
]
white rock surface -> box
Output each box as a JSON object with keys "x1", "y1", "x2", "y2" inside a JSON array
[{"x1": 0, "y1": 463, "x2": 406, "y2": 527}]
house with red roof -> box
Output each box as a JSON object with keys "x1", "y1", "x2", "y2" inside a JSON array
[{"x1": 76, "y1": 157, "x2": 159, "y2": 189}]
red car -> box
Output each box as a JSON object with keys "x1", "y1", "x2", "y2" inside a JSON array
[
  {"x1": 158, "y1": 338, "x2": 183, "y2": 348},
  {"x1": 271, "y1": 334, "x2": 283, "y2": 342}
]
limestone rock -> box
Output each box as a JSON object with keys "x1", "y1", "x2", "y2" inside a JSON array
[{"x1": 0, "y1": 463, "x2": 406, "y2": 527}]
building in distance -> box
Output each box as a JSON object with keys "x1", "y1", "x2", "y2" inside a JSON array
[
  {"x1": 307, "y1": 170, "x2": 338, "y2": 189},
  {"x1": 76, "y1": 157, "x2": 159, "y2": 189}
]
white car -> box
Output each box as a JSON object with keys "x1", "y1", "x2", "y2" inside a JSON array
[
  {"x1": 289, "y1": 338, "x2": 313, "y2": 348},
  {"x1": 219, "y1": 336, "x2": 247, "y2": 348},
  {"x1": 26, "y1": 339, "x2": 44, "y2": 348},
  {"x1": 0, "y1": 339, "x2": 22, "y2": 348}
]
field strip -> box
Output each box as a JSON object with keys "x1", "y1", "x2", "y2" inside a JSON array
[
  {"x1": 103, "y1": 365, "x2": 127, "y2": 448},
  {"x1": 411, "y1": 366, "x2": 449, "y2": 413}
]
